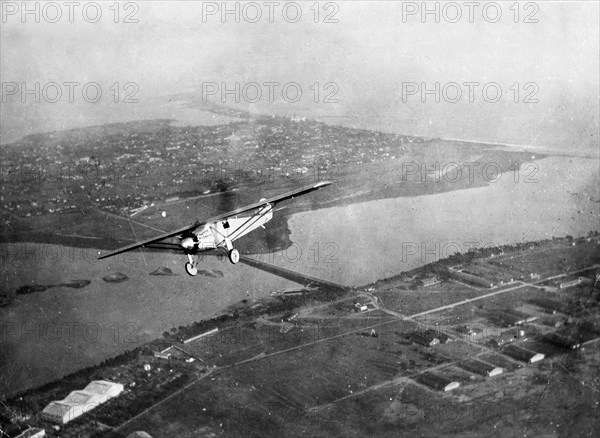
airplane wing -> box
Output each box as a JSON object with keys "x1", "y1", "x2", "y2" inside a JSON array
[
  {"x1": 97, "y1": 181, "x2": 332, "y2": 259},
  {"x1": 206, "y1": 180, "x2": 332, "y2": 223},
  {"x1": 97, "y1": 223, "x2": 201, "y2": 259}
]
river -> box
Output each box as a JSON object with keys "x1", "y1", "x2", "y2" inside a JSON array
[{"x1": 267, "y1": 155, "x2": 599, "y2": 286}]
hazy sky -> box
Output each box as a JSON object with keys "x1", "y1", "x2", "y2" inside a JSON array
[{"x1": 1, "y1": 1, "x2": 599, "y2": 152}]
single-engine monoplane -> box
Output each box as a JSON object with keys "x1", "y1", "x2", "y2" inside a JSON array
[{"x1": 98, "y1": 181, "x2": 332, "y2": 276}]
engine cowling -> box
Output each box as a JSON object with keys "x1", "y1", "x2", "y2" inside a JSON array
[{"x1": 180, "y1": 236, "x2": 197, "y2": 252}]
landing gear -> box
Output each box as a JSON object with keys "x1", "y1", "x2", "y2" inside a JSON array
[
  {"x1": 185, "y1": 262, "x2": 198, "y2": 276},
  {"x1": 223, "y1": 237, "x2": 239, "y2": 264},
  {"x1": 185, "y1": 254, "x2": 198, "y2": 276},
  {"x1": 229, "y1": 248, "x2": 240, "y2": 264}
]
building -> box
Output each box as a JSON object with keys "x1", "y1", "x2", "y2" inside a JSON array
[
  {"x1": 83, "y1": 380, "x2": 124, "y2": 403},
  {"x1": 559, "y1": 277, "x2": 584, "y2": 289},
  {"x1": 409, "y1": 331, "x2": 440, "y2": 347},
  {"x1": 41, "y1": 380, "x2": 124, "y2": 424},
  {"x1": 485, "y1": 308, "x2": 537, "y2": 327},
  {"x1": 42, "y1": 399, "x2": 88, "y2": 424},
  {"x1": 15, "y1": 428, "x2": 45, "y2": 438},
  {"x1": 417, "y1": 372, "x2": 460, "y2": 391},
  {"x1": 450, "y1": 271, "x2": 495, "y2": 288},
  {"x1": 153, "y1": 351, "x2": 172, "y2": 359},
  {"x1": 489, "y1": 326, "x2": 535, "y2": 347},
  {"x1": 458, "y1": 359, "x2": 503, "y2": 377},
  {"x1": 127, "y1": 431, "x2": 154, "y2": 438},
  {"x1": 501, "y1": 309, "x2": 537, "y2": 326},
  {"x1": 423, "y1": 328, "x2": 452, "y2": 343},
  {"x1": 282, "y1": 312, "x2": 299, "y2": 322},
  {"x1": 503, "y1": 345, "x2": 544, "y2": 363},
  {"x1": 544, "y1": 332, "x2": 581, "y2": 350},
  {"x1": 528, "y1": 298, "x2": 564, "y2": 314},
  {"x1": 488, "y1": 331, "x2": 517, "y2": 348},
  {"x1": 508, "y1": 309, "x2": 538, "y2": 323},
  {"x1": 354, "y1": 302, "x2": 368, "y2": 312},
  {"x1": 455, "y1": 325, "x2": 484, "y2": 339},
  {"x1": 422, "y1": 275, "x2": 441, "y2": 287},
  {"x1": 182, "y1": 327, "x2": 218, "y2": 344}
]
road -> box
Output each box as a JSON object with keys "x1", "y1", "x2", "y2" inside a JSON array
[
  {"x1": 115, "y1": 262, "x2": 600, "y2": 432},
  {"x1": 406, "y1": 281, "x2": 529, "y2": 319}
]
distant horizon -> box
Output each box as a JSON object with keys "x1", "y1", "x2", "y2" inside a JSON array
[
  {"x1": 2, "y1": 100, "x2": 597, "y2": 158},
  {"x1": 2, "y1": 2, "x2": 598, "y2": 154}
]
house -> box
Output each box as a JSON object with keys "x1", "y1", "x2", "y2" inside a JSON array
[{"x1": 354, "y1": 302, "x2": 368, "y2": 312}]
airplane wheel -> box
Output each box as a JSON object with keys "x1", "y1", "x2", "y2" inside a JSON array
[
  {"x1": 185, "y1": 262, "x2": 198, "y2": 276},
  {"x1": 229, "y1": 249, "x2": 240, "y2": 264}
]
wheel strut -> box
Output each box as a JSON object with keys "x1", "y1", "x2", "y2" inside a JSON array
[{"x1": 185, "y1": 254, "x2": 198, "y2": 276}]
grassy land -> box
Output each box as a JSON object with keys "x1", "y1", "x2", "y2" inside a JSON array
[{"x1": 2, "y1": 236, "x2": 598, "y2": 437}]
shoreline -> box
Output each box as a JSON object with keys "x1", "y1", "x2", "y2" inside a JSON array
[{"x1": 1, "y1": 232, "x2": 597, "y2": 403}]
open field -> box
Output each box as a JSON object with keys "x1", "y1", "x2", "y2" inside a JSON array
[
  {"x1": 2, "y1": 237, "x2": 599, "y2": 437},
  {"x1": 114, "y1": 277, "x2": 599, "y2": 438}
]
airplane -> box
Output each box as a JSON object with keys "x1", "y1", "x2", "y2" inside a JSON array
[{"x1": 98, "y1": 181, "x2": 332, "y2": 276}]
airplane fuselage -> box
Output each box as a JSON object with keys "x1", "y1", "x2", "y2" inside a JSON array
[
  {"x1": 180, "y1": 203, "x2": 273, "y2": 254},
  {"x1": 98, "y1": 181, "x2": 331, "y2": 276}
]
